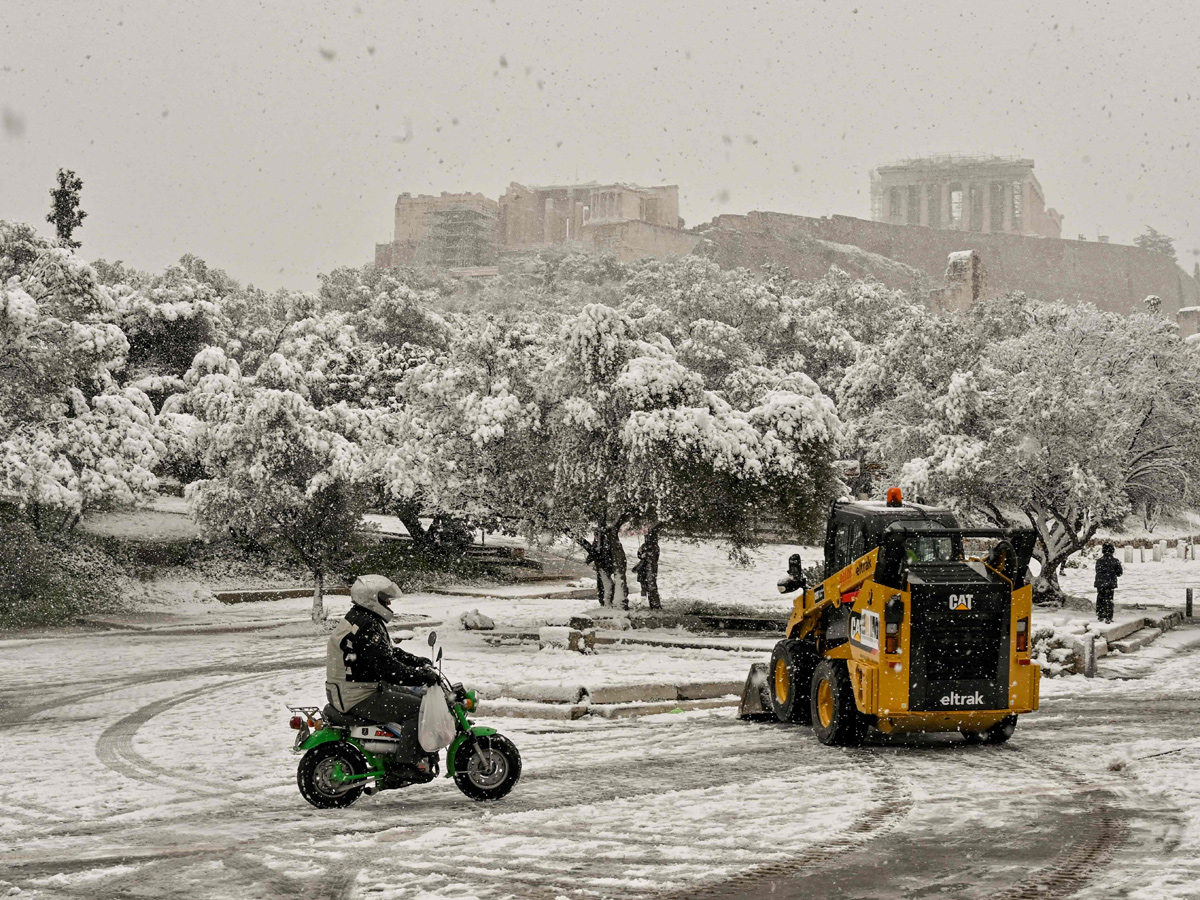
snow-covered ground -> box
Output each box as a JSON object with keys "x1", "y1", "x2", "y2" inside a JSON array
[
  {"x1": 1059, "y1": 552, "x2": 1199, "y2": 614},
  {"x1": 3, "y1": 537, "x2": 1200, "y2": 898}
]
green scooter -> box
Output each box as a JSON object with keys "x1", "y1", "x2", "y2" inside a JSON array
[{"x1": 288, "y1": 631, "x2": 521, "y2": 808}]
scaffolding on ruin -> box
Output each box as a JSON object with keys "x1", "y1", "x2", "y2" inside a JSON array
[{"x1": 418, "y1": 207, "x2": 498, "y2": 268}]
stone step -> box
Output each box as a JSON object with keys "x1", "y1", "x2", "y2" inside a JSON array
[
  {"x1": 1097, "y1": 618, "x2": 1150, "y2": 643},
  {"x1": 1111, "y1": 627, "x2": 1164, "y2": 654}
]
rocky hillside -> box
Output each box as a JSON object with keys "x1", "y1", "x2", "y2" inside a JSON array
[{"x1": 692, "y1": 217, "x2": 930, "y2": 293}]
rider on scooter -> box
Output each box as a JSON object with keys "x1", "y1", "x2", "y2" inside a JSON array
[{"x1": 325, "y1": 574, "x2": 439, "y2": 755}]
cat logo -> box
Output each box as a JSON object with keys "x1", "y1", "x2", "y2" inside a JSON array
[{"x1": 948, "y1": 593, "x2": 974, "y2": 611}]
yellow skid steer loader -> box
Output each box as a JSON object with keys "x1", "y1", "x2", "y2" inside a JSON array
[{"x1": 740, "y1": 489, "x2": 1040, "y2": 745}]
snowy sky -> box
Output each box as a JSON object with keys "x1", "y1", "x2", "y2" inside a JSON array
[{"x1": 2, "y1": 0, "x2": 1199, "y2": 289}]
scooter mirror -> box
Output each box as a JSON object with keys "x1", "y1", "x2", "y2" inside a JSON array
[
  {"x1": 427, "y1": 631, "x2": 437, "y2": 647},
  {"x1": 436, "y1": 647, "x2": 443, "y2": 664}
]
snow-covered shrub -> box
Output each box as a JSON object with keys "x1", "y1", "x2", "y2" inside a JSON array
[
  {"x1": 0, "y1": 521, "x2": 122, "y2": 627},
  {"x1": 1030, "y1": 624, "x2": 1081, "y2": 677}
]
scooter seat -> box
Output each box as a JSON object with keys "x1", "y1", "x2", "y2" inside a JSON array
[{"x1": 323, "y1": 704, "x2": 376, "y2": 727}]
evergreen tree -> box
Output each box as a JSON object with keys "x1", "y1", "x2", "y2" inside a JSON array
[
  {"x1": 46, "y1": 168, "x2": 87, "y2": 249},
  {"x1": 1133, "y1": 226, "x2": 1176, "y2": 263}
]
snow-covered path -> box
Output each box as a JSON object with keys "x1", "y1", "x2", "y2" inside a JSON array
[{"x1": 2, "y1": 618, "x2": 1200, "y2": 898}]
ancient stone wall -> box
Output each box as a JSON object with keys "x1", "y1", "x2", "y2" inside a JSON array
[
  {"x1": 707, "y1": 211, "x2": 1199, "y2": 315},
  {"x1": 582, "y1": 219, "x2": 700, "y2": 262}
]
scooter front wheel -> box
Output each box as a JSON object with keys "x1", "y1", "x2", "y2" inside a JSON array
[{"x1": 453, "y1": 734, "x2": 521, "y2": 801}]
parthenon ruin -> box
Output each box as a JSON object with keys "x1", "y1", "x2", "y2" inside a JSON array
[{"x1": 870, "y1": 155, "x2": 1063, "y2": 239}]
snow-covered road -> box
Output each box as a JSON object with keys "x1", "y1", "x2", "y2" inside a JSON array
[{"x1": 2, "y1": 617, "x2": 1200, "y2": 898}]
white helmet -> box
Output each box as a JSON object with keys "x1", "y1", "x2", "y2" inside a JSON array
[{"x1": 349, "y1": 574, "x2": 402, "y2": 622}]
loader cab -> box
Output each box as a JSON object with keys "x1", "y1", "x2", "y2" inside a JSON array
[{"x1": 824, "y1": 498, "x2": 960, "y2": 582}]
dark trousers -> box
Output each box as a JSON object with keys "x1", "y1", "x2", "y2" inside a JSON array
[
  {"x1": 1096, "y1": 587, "x2": 1115, "y2": 622},
  {"x1": 350, "y1": 684, "x2": 426, "y2": 757}
]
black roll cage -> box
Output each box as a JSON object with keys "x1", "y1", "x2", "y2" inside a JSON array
[{"x1": 876, "y1": 524, "x2": 1037, "y2": 590}]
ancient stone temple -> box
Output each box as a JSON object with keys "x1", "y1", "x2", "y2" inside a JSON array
[{"x1": 870, "y1": 156, "x2": 1063, "y2": 239}]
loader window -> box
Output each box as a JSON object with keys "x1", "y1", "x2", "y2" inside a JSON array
[
  {"x1": 904, "y1": 535, "x2": 958, "y2": 563},
  {"x1": 832, "y1": 521, "x2": 867, "y2": 573}
]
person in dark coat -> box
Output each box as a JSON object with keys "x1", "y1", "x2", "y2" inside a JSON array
[
  {"x1": 1093, "y1": 543, "x2": 1123, "y2": 624},
  {"x1": 325, "y1": 575, "x2": 439, "y2": 732}
]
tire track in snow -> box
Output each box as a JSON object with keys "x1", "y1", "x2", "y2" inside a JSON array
[
  {"x1": 333, "y1": 722, "x2": 885, "y2": 900},
  {"x1": 643, "y1": 746, "x2": 913, "y2": 900},
  {"x1": 25, "y1": 719, "x2": 854, "y2": 900},
  {"x1": 92, "y1": 660, "x2": 320, "y2": 794},
  {"x1": 0, "y1": 654, "x2": 318, "y2": 727},
  {"x1": 94, "y1": 673, "x2": 275, "y2": 794},
  {"x1": 992, "y1": 747, "x2": 1128, "y2": 900},
  {"x1": 209, "y1": 850, "x2": 360, "y2": 900}
]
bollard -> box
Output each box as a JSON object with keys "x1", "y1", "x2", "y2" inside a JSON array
[
  {"x1": 1188, "y1": 587, "x2": 1194, "y2": 619},
  {"x1": 1140, "y1": 547, "x2": 1146, "y2": 563},
  {"x1": 1082, "y1": 634, "x2": 1097, "y2": 678},
  {"x1": 1153, "y1": 545, "x2": 1162, "y2": 562},
  {"x1": 1123, "y1": 547, "x2": 1134, "y2": 564}
]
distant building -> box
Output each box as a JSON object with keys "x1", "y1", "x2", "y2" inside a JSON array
[
  {"x1": 870, "y1": 156, "x2": 1063, "y2": 239},
  {"x1": 498, "y1": 181, "x2": 681, "y2": 250},
  {"x1": 375, "y1": 191, "x2": 498, "y2": 268}
]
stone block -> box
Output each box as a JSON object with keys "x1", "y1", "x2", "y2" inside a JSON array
[
  {"x1": 590, "y1": 697, "x2": 740, "y2": 719},
  {"x1": 587, "y1": 683, "x2": 679, "y2": 704},
  {"x1": 676, "y1": 681, "x2": 745, "y2": 701},
  {"x1": 1111, "y1": 628, "x2": 1162, "y2": 654},
  {"x1": 478, "y1": 701, "x2": 589, "y2": 720},
  {"x1": 484, "y1": 682, "x2": 587, "y2": 703},
  {"x1": 1101, "y1": 618, "x2": 1149, "y2": 643}
]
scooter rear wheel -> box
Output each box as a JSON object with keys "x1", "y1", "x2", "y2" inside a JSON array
[
  {"x1": 298, "y1": 742, "x2": 368, "y2": 808},
  {"x1": 453, "y1": 734, "x2": 521, "y2": 801}
]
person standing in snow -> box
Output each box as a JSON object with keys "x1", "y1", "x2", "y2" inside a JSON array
[{"x1": 1093, "y1": 543, "x2": 1122, "y2": 624}]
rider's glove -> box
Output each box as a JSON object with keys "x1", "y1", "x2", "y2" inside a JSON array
[{"x1": 418, "y1": 667, "x2": 440, "y2": 686}]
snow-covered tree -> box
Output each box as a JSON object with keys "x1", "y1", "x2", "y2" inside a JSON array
[
  {"x1": 518, "y1": 303, "x2": 841, "y2": 608},
  {"x1": 46, "y1": 169, "x2": 86, "y2": 250},
  {"x1": 0, "y1": 222, "x2": 163, "y2": 529},
  {"x1": 369, "y1": 316, "x2": 545, "y2": 551},
  {"x1": 181, "y1": 354, "x2": 369, "y2": 622},
  {"x1": 848, "y1": 293, "x2": 1200, "y2": 602},
  {"x1": 99, "y1": 260, "x2": 228, "y2": 404}
]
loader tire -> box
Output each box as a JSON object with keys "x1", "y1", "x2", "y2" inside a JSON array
[
  {"x1": 961, "y1": 715, "x2": 1017, "y2": 745},
  {"x1": 810, "y1": 659, "x2": 867, "y2": 746},
  {"x1": 769, "y1": 640, "x2": 817, "y2": 724},
  {"x1": 985, "y1": 715, "x2": 1017, "y2": 744}
]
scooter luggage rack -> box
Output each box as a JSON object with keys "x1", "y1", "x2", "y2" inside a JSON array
[{"x1": 288, "y1": 705, "x2": 323, "y2": 721}]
